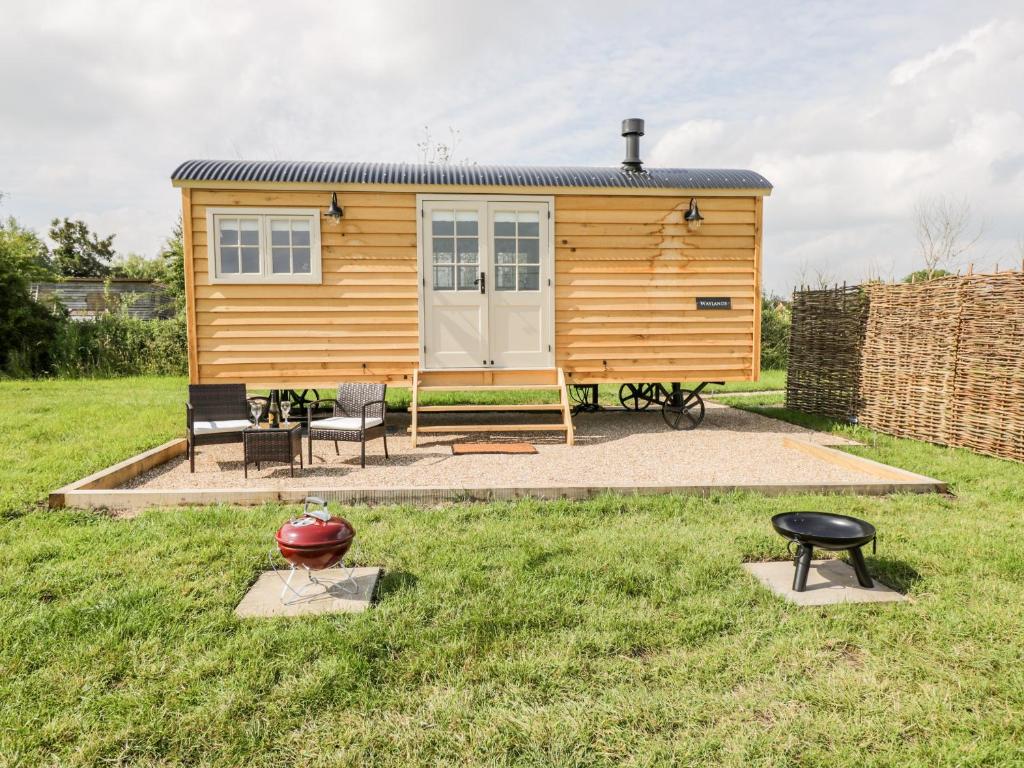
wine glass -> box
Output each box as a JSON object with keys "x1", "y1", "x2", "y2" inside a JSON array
[
  {"x1": 249, "y1": 400, "x2": 262, "y2": 426},
  {"x1": 281, "y1": 400, "x2": 291, "y2": 424}
]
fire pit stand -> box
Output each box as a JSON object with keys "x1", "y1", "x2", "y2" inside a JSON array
[{"x1": 771, "y1": 511, "x2": 877, "y2": 592}]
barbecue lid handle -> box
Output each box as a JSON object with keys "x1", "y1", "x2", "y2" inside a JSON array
[{"x1": 302, "y1": 496, "x2": 331, "y2": 521}]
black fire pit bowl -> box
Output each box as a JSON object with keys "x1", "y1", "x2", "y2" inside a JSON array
[{"x1": 771, "y1": 511, "x2": 877, "y2": 592}]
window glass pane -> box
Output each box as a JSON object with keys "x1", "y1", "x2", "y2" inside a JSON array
[
  {"x1": 517, "y1": 211, "x2": 540, "y2": 237},
  {"x1": 271, "y1": 229, "x2": 290, "y2": 246},
  {"x1": 241, "y1": 247, "x2": 260, "y2": 273},
  {"x1": 495, "y1": 251, "x2": 515, "y2": 265},
  {"x1": 431, "y1": 211, "x2": 454, "y2": 236},
  {"x1": 291, "y1": 225, "x2": 310, "y2": 246},
  {"x1": 433, "y1": 265, "x2": 454, "y2": 290},
  {"x1": 218, "y1": 220, "x2": 238, "y2": 245},
  {"x1": 220, "y1": 246, "x2": 239, "y2": 273},
  {"x1": 518, "y1": 265, "x2": 540, "y2": 291},
  {"x1": 292, "y1": 247, "x2": 311, "y2": 273},
  {"x1": 495, "y1": 265, "x2": 516, "y2": 291},
  {"x1": 518, "y1": 239, "x2": 539, "y2": 264},
  {"x1": 271, "y1": 247, "x2": 291, "y2": 273},
  {"x1": 456, "y1": 238, "x2": 478, "y2": 264},
  {"x1": 493, "y1": 212, "x2": 515, "y2": 237},
  {"x1": 239, "y1": 219, "x2": 259, "y2": 246},
  {"x1": 455, "y1": 211, "x2": 478, "y2": 236},
  {"x1": 457, "y1": 265, "x2": 478, "y2": 291},
  {"x1": 432, "y1": 237, "x2": 454, "y2": 263}
]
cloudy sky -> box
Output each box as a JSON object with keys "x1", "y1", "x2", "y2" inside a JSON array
[{"x1": 1, "y1": 0, "x2": 1022, "y2": 293}]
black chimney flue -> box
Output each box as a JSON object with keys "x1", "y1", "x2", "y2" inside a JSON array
[{"x1": 621, "y1": 118, "x2": 645, "y2": 172}]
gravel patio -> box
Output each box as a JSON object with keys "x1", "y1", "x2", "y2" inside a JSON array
[{"x1": 123, "y1": 403, "x2": 883, "y2": 492}]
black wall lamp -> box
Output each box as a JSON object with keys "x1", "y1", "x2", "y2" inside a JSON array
[
  {"x1": 684, "y1": 198, "x2": 704, "y2": 231},
  {"x1": 325, "y1": 192, "x2": 344, "y2": 222}
]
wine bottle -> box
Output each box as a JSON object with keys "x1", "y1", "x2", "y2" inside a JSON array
[{"x1": 269, "y1": 390, "x2": 280, "y2": 428}]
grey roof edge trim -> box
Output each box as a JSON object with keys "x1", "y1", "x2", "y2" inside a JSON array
[{"x1": 171, "y1": 160, "x2": 772, "y2": 190}]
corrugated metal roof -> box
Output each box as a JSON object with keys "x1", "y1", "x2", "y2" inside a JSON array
[{"x1": 171, "y1": 160, "x2": 772, "y2": 190}]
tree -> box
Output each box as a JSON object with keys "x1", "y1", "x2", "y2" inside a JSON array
[
  {"x1": 912, "y1": 195, "x2": 982, "y2": 280},
  {"x1": 0, "y1": 218, "x2": 62, "y2": 374},
  {"x1": 0, "y1": 216, "x2": 55, "y2": 281},
  {"x1": 157, "y1": 219, "x2": 185, "y2": 310},
  {"x1": 48, "y1": 218, "x2": 116, "y2": 277},
  {"x1": 902, "y1": 268, "x2": 953, "y2": 283},
  {"x1": 110, "y1": 252, "x2": 167, "y2": 280}
]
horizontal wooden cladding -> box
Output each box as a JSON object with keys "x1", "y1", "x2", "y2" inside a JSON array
[
  {"x1": 555, "y1": 195, "x2": 754, "y2": 211},
  {"x1": 194, "y1": 284, "x2": 417, "y2": 300},
  {"x1": 563, "y1": 368, "x2": 752, "y2": 384},
  {"x1": 190, "y1": 190, "x2": 416, "y2": 208},
  {"x1": 557, "y1": 260, "x2": 753, "y2": 274},
  {"x1": 550, "y1": 193, "x2": 757, "y2": 381}
]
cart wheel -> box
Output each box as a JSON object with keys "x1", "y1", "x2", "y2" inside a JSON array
[
  {"x1": 618, "y1": 383, "x2": 656, "y2": 410},
  {"x1": 569, "y1": 385, "x2": 589, "y2": 405},
  {"x1": 662, "y1": 391, "x2": 705, "y2": 430}
]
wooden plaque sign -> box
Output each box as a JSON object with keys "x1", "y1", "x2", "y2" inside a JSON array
[{"x1": 696, "y1": 297, "x2": 732, "y2": 310}]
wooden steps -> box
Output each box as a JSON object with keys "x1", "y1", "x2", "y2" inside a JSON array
[{"x1": 410, "y1": 368, "x2": 575, "y2": 447}]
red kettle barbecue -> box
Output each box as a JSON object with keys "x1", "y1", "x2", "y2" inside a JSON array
[{"x1": 275, "y1": 497, "x2": 356, "y2": 571}]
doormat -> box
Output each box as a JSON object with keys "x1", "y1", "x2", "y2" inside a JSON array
[{"x1": 452, "y1": 443, "x2": 537, "y2": 455}]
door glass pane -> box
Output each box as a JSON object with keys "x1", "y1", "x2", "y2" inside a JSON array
[
  {"x1": 455, "y1": 211, "x2": 478, "y2": 236},
  {"x1": 494, "y1": 238, "x2": 515, "y2": 263},
  {"x1": 220, "y1": 246, "x2": 239, "y2": 273},
  {"x1": 433, "y1": 265, "x2": 454, "y2": 290},
  {"x1": 241, "y1": 247, "x2": 260, "y2": 273},
  {"x1": 293, "y1": 247, "x2": 311, "y2": 273},
  {"x1": 518, "y1": 238, "x2": 539, "y2": 264},
  {"x1": 431, "y1": 211, "x2": 454, "y2": 236},
  {"x1": 493, "y1": 212, "x2": 515, "y2": 237},
  {"x1": 457, "y1": 265, "x2": 478, "y2": 291},
  {"x1": 518, "y1": 265, "x2": 540, "y2": 291},
  {"x1": 517, "y1": 212, "x2": 540, "y2": 237},
  {"x1": 271, "y1": 247, "x2": 290, "y2": 273},
  {"x1": 239, "y1": 219, "x2": 259, "y2": 245},
  {"x1": 432, "y1": 237, "x2": 454, "y2": 263},
  {"x1": 218, "y1": 219, "x2": 238, "y2": 245},
  {"x1": 495, "y1": 265, "x2": 516, "y2": 291},
  {"x1": 456, "y1": 238, "x2": 478, "y2": 264}
]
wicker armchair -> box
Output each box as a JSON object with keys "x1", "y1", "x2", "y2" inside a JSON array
[
  {"x1": 307, "y1": 383, "x2": 388, "y2": 468},
  {"x1": 186, "y1": 384, "x2": 263, "y2": 472}
]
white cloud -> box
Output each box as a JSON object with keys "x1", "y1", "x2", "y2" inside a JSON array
[{"x1": 649, "y1": 16, "x2": 1024, "y2": 292}]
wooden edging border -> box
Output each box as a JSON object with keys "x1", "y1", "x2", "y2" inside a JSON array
[
  {"x1": 49, "y1": 435, "x2": 947, "y2": 512},
  {"x1": 781, "y1": 436, "x2": 947, "y2": 489},
  {"x1": 49, "y1": 439, "x2": 187, "y2": 508}
]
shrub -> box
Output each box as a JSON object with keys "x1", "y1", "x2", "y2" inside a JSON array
[
  {"x1": 52, "y1": 313, "x2": 187, "y2": 377},
  {"x1": 760, "y1": 296, "x2": 791, "y2": 370}
]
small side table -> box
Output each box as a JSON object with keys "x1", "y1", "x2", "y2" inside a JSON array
[{"x1": 243, "y1": 422, "x2": 303, "y2": 477}]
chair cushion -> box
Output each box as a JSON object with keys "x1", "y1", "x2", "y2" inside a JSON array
[
  {"x1": 310, "y1": 416, "x2": 382, "y2": 431},
  {"x1": 192, "y1": 419, "x2": 252, "y2": 435}
]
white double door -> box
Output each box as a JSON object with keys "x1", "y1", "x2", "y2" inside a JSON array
[{"x1": 421, "y1": 198, "x2": 553, "y2": 370}]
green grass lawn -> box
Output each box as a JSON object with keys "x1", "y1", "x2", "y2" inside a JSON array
[{"x1": 2, "y1": 375, "x2": 1022, "y2": 766}]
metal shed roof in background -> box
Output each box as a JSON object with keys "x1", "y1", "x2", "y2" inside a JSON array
[{"x1": 171, "y1": 160, "x2": 772, "y2": 190}]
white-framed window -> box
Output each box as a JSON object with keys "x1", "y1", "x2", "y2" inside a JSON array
[{"x1": 205, "y1": 207, "x2": 322, "y2": 284}]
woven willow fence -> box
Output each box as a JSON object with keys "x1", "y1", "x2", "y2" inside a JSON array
[{"x1": 786, "y1": 271, "x2": 1024, "y2": 462}]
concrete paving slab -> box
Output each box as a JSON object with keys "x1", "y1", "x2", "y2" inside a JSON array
[
  {"x1": 235, "y1": 566, "x2": 381, "y2": 618},
  {"x1": 743, "y1": 559, "x2": 908, "y2": 606}
]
